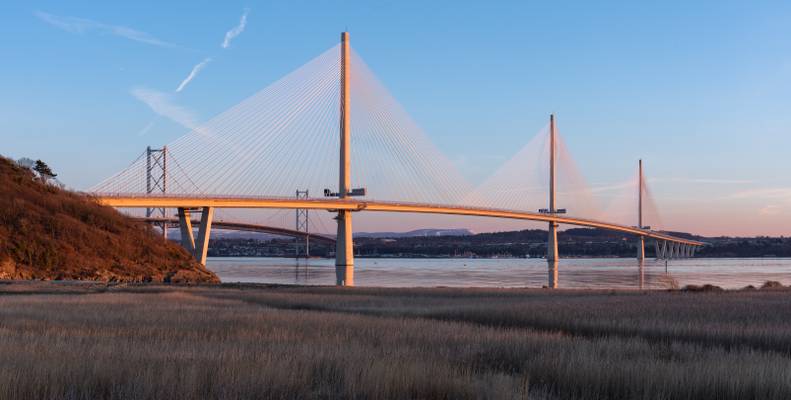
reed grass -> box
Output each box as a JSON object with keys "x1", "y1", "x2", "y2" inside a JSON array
[{"x1": 1, "y1": 282, "x2": 790, "y2": 399}]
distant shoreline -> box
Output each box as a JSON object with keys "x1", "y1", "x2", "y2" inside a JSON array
[{"x1": 205, "y1": 255, "x2": 791, "y2": 259}]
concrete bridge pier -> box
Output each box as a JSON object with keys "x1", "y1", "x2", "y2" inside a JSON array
[
  {"x1": 193, "y1": 207, "x2": 214, "y2": 266},
  {"x1": 547, "y1": 222, "x2": 559, "y2": 289},
  {"x1": 174, "y1": 206, "x2": 213, "y2": 265},
  {"x1": 335, "y1": 210, "x2": 354, "y2": 286},
  {"x1": 177, "y1": 208, "x2": 195, "y2": 254}
]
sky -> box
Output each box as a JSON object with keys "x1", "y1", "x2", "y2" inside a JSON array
[{"x1": 1, "y1": 0, "x2": 790, "y2": 236}]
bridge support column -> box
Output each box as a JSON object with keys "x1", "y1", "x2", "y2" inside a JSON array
[
  {"x1": 637, "y1": 160, "x2": 645, "y2": 262},
  {"x1": 334, "y1": 31, "x2": 354, "y2": 286},
  {"x1": 547, "y1": 222, "x2": 559, "y2": 289},
  {"x1": 194, "y1": 207, "x2": 214, "y2": 266},
  {"x1": 637, "y1": 236, "x2": 645, "y2": 261},
  {"x1": 546, "y1": 114, "x2": 559, "y2": 289},
  {"x1": 177, "y1": 208, "x2": 195, "y2": 254},
  {"x1": 335, "y1": 210, "x2": 354, "y2": 286}
]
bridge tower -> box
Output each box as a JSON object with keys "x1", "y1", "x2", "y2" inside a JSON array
[
  {"x1": 295, "y1": 190, "x2": 310, "y2": 258},
  {"x1": 546, "y1": 114, "x2": 559, "y2": 288},
  {"x1": 637, "y1": 159, "x2": 645, "y2": 261},
  {"x1": 335, "y1": 31, "x2": 354, "y2": 286},
  {"x1": 146, "y1": 146, "x2": 167, "y2": 239}
]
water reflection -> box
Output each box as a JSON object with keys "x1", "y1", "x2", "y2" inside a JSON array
[
  {"x1": 638, "y1": 260, "x2": 644, "y2": 290},
  {"x1": 548, "y1": 260, "x2": 558, "y2": 289},
  {"x1": 293, "y1": 259, "x2": 311, "y2": 283},
  {"x1": 208, "y1": 257, "x2": 791, "y2": 290}
]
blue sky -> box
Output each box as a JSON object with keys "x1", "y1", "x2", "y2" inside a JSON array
[{"x1": 1, "y1": 0, "x2": 790, "y2": 235}]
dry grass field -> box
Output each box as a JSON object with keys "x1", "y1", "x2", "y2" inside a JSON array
[{"x1": 2, "y1": 282, "x2": 791, "y2": 399}]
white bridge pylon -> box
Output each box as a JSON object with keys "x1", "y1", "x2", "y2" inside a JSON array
[{"x1": 92, "y1": 32, "x2": 703, "y2": 287}]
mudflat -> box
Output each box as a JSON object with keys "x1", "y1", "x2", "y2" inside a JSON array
[{"x1": 2, "y1": 281, "x2": 790, "y2": 399}]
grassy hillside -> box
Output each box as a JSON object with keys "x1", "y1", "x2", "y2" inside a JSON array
[{"x1": 0, "y1": 157, "x2": 218, "y2": 283}]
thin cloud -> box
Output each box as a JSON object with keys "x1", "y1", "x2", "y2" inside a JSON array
[
  {"x1": 588, "y1": 178, "x2": 753, "y2": 194},
  {"x1": 730, "y1": 187, "x2": 791, "y2": 200},
  {"x1": 35, "y1": 11, "x2": 175, "y2": 48},
  {"x1": 131, "y1": 87, "x2": 199, "y2": 130},
  {"x1": 589, "y1": 182, "x2": 634, "y2": 193},
  {"x1": 650, "y1": 177, "x2": 754, "y2": 185},
  {"x1": 176, "y1": 58, "x2": 212, "y2": 92},
  {"x1": 221, "y1": 9, "x2": 249, "y2": 48},
  {"x1": 759, "y1": 205, "x2": 783, "y2": 216}
]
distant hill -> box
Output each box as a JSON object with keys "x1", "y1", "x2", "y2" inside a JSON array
[
  {"x1": 170, "y1": 228, "x2": 279, "y2": 241},
  {"x1": 0, "y1": 157, "x2": 218, "y2": 283},
  {"x1": 355, "y1": 228, "x2": 473, "y2": 238}
]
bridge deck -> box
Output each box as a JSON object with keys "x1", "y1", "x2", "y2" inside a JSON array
[
  {"x1": 139, "y1": 217, "x2": 336, "y2": 244},
  {"x1": 96, "y1": 194, "x2": 704, "y2": 246}
]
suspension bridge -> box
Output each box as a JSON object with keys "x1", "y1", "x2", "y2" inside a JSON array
[{"x1": 93, "y1": 32, "x2": 703, "y2": 287}]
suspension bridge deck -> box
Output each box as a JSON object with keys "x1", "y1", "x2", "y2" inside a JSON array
[{"x1": 136, "y1": 217, "x2": 336, "y2": 244}]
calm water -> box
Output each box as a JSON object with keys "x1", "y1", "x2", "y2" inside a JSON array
[{"x1": 207, "y1": 257, "x2": 791, "y2": 289}]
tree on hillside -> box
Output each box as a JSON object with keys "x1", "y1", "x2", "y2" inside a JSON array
[
  {"x1": 17, "y1": 157, "x2": 35, "y2": 169},
  {"x1": 33, "y1": 160, "x2": 57, "y2": 182}
]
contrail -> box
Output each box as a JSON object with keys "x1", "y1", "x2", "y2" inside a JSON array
[
  {"x1": 221, "y1": 9, "x2": 249, "y2": 48},
  {"x1": 136, "y1": 120, "x2": 156, "y2": 136},
  {"x1": 131, "y1": 87, "x2": 199, "y2": 130},
  {"x1": 176, "y1": 58, "x2": 212, "y2": 92},
  {"x1": 34, "y1": 11, "x2": 176, "y2": 48}
]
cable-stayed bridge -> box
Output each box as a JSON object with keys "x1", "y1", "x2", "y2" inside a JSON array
[{"x1": 92, "y1": 32, "x2": 703, "y2": 287}]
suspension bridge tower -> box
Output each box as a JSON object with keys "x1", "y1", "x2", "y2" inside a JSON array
[
  {"x1": 335, "y1": 31, "x2": 354, "y2": 286},
  {"x1": 295, "y1": 189, "x2": 310, "y2": 258},
  {"x1": 637, "y1": 159, "x2": 646, "y2": 261},
  {"x1": 546, "y1": 114, "x2": 560, "y2": 288},
  {"x1": 146, "y1": 146, "x2": 167, "y2": 239}
]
